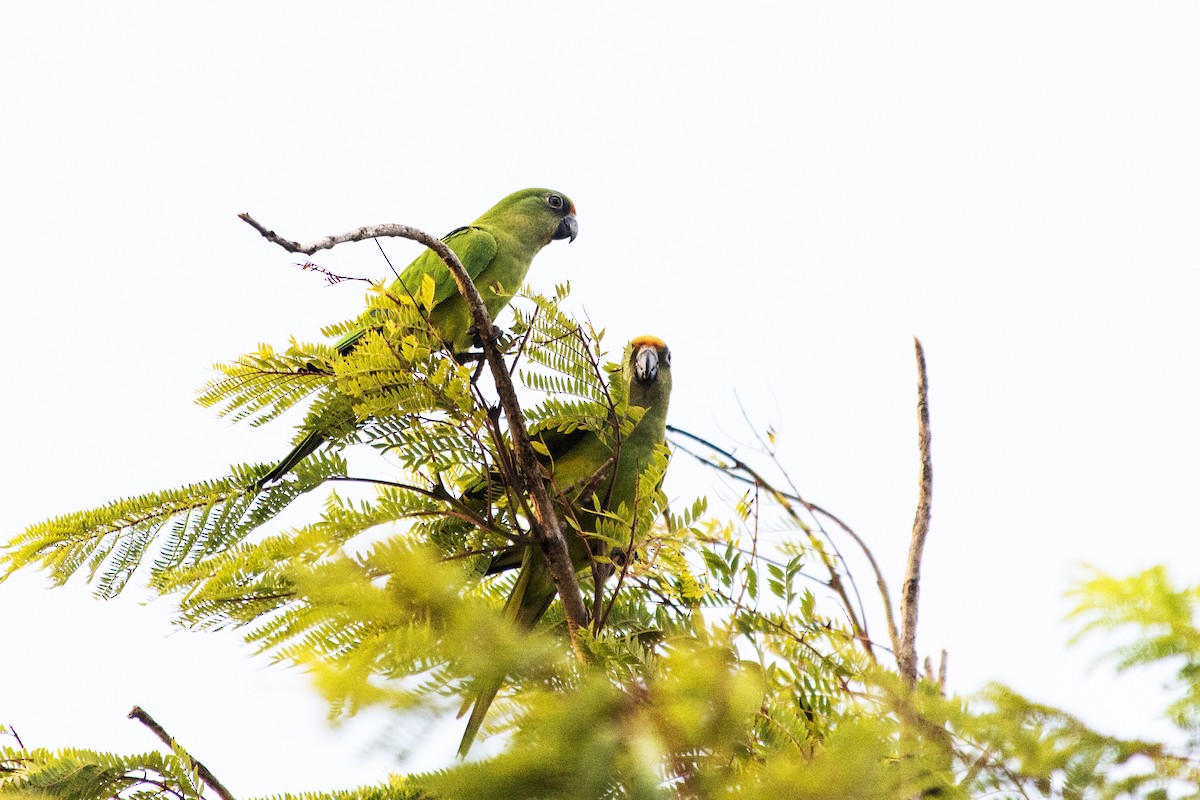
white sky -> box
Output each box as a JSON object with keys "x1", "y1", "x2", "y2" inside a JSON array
[{"x1": 4, "y1": 2, "x2": 1200, "y2": 795}]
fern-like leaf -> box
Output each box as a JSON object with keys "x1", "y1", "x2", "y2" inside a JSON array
[{"x1": 3, "y1": 457, "x2": 345, "y2": 597}]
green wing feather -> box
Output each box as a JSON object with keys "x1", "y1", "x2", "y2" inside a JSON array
[
  {"x1": 332, "y1": 226, "x2": 498, "y2": 355},
  {"x1": 414, "y1": 225, "x2": 499, "y2": 308}
]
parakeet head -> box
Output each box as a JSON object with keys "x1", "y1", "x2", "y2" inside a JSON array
[
  {"x1": 475, "y1": 187, "x2": 578, "y2": 247},
  {"x1": 626, "y1": 335, "x2": 672, "y2": 413}
]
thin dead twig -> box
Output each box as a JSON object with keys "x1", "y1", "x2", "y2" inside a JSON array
[
  {"x1": 128, "y1": 705, "x2": 236, "y2": 800},
  {"x1": 666, "y1": 424, "x2": 889, "y2": 660}
]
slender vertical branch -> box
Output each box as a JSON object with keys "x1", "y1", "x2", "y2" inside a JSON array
[
  {"x1": 128, "y1": 706, "x2": 236, "y2": 800},
  {"x1": 899, "y1": 337, "x2": 933, "y2": 686},
  {"x1": 238, "y1": 214, "x2": 589, "y2": 651}
]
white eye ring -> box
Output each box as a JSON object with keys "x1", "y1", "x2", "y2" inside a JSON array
[{"x1": 547, "y1": 194, "x2": 564, "y2": 210}]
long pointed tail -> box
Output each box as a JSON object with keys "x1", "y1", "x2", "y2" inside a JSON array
[
  {"x1": 457, "y1": 681, "x2": 503, "y2": 758},
  {"x1": 484, "y1": 543, "x2": 524, "y2": 575},
  {"x1": 457, "y1": 551, "x2": 558, "y2": 756},
  {"x1": 255, "y1": 429, "x2": 326, "y2": 489}
]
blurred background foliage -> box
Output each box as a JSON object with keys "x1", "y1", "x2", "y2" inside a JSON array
[{"x1": 4, "y1": 282, "x2": 1199, "y2": 799}]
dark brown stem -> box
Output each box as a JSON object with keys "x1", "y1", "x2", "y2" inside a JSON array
[
  {"x1": 128, "y1": 706, "x2": 236, "y2": 800},
  {"x1": 240, "y1": 213, "x2": 589, "y2": 652},
  {"x1": 899, "y1": 337, "x2": 933, "y2": 686},
  {"x1": 324, "y1": 476, "x2": 517, "y2": 541},
  {"x1": 6, "y1": 726, "x2": 25, "y2": 751}
]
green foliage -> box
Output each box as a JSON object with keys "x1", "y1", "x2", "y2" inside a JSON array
[
  {"x1": 949, "y1": 682, "x2": 1179, "y2": 799},
  {"x1": 1070, "y1": 565, "x2": 1200, "y2": 732},
  {"x1": 2, "y1": 457, "x2": 345, "y2": 598},
  {"x1": 197, "y1": 338, "x2": 337, "y2": 427},
  {"x1": 12, "y1": 277, "x2": 1200, "y2": 799},
  {"x1": 418, "y1": 635, "x2": 766, "y2": 800},
  {"x1": 257, "y1": 776, "x2": 428, "y2": 800},
  {"x1": 0, "y1": 746, "x2": 209, "y2": 800},
  {"x1": 514, "y1": 285, "x2": 635, "y2": 449}
]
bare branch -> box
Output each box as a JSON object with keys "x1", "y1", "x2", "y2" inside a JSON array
[
  {"x1": 666, "y1": 424, "x2": 893, "y2": 660},
  {"x1": 128, "y1": 706, "x2": 236, "y2": 800},
  {"x1": 805, "y1": 501, "x2": 901, "y2": 658},
  {"x1": 239, "y1": 214, "x2": 427, "y2": 257},
  {"x1": 899, "y1": 337, "x2": 933, "y2": 686},
  {"x1": 241, "y1": 213, "x2": 589, "y2": 651}
]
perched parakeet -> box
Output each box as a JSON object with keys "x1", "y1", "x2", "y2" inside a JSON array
[
  {"x1": 457, "y1": 335, "x2": 674, "y2": 757},
  {"x1": 259, "y1": 188, "x2": 578, "y2": 486}
]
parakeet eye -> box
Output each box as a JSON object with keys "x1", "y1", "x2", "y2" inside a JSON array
[
  {"x1": 547, "y1": 194, "x2": 565, "y2": 210},
  {"x1": 663, "y1": 350, "x2": 671, "y2": 367}
]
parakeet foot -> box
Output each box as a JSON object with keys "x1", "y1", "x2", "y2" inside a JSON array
[{"x1": 468, "y1": 323, "x2": 507, "y2": 349}]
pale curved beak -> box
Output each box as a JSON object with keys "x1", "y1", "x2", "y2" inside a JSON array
[
  {"x1": 634, "y1": 345, "x2": 659, "y2": 384},
  {"x1": 554, "y1": 214, "x2": 578, "y2": 242}
]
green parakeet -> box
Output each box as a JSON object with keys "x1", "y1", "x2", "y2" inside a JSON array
[
  {"x1": 457, "y1": 335, "x2": 674, "y2": 757},
  {"x1": 259, "y1": 188, "x2": 578, "y2": 486}
]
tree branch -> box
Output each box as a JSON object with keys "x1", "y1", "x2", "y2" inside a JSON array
[
  {"x1": 238, "y1": 215, "x2": 429, "y2": 257},
  {"x1": 128, "y1": 705, "x2": 236, "y2": 800},
  {"x1": 324, "y1": 476, "x2": 518, "y2": 542},
  {"x1": 899, "y1": 337, "x2": 933, "y2": 686},
  {"x1": 240, "y1": 213, "x2": 589, "y2": 651},
  {"x1": 666, "y1": 424, "x2": 889, "y2": 660},
  {"x1": 4, "y1": 726, "x2": 24, "y2": 751}
]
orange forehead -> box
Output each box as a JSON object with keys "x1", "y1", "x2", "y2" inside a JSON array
[{"x1": 630, "y1": 335, "x2": 666, "y2": 350}]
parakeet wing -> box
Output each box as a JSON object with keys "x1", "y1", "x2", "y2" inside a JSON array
[
  {"x1": 400, "y1": 225, "x2": 499, "y2": 309},
  {"x1": 529, "y1": 424, "x2": 592, "y2": 468},
  {"x1": 330, "y1": 226, "x2": 498, "y2": 355}
]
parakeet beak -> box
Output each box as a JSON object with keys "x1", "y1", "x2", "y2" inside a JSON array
[
  {"x1": 634, "y1": 345, "x2": 659, "y2": 385},
  {"x1": 554, "y1": 214, "x2": 578, "y2": 243}
]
